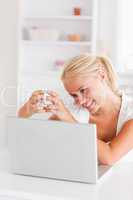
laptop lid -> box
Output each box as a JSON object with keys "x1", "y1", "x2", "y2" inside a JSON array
[{"x1": 7, "y1": 116, "x2": 98, "y2": 183}]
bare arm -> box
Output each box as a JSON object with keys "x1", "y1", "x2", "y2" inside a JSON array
[
  {"x1": 18, "y1": 90, "x2": 45, "y2": 118},
  {"x1": 18, "y1": 102, "x2": 33, "y2": 118},
  {"x1": 48, "y1": 114, "x2": 60, "y2": 121},
  {"x1": 47, "y1": 91, "x2": 78, "y2": 123},
  {"x1": 98, "y1": 119, "x2": 133, "y2": 165},
  {"x1": 48, "y1": 113, "x2": 78, "y2": 123}
]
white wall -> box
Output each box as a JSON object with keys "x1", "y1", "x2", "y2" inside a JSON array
[
  {"x1": 0, "y1": 0, "x2": 18, "y2": 148},
  {"x1": 97, "y1": 0, "x2": 119, "y2": 68}
]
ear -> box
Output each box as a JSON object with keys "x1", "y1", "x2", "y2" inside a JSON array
[{"x1": 97, "y1": 67, "x2": 106, "y2": 81}]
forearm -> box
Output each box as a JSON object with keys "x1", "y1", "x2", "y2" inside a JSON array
[
  {"x1": 48, "y1": 111, "x2": 78, "y2": 123},
  {"x1": 48, "y1": 114, "x2": 60, "y2": 121},
  {"x1": 66, "y1": 110, "x2": 78, "y2": 123},
  {"x1": 97, "y1": 139, "x2": 114, "y2": 165},
  {"x1": 18, "y1": 102, "x2": 32, "y2": 118},
  {"x1": 98, "y1": 120, "x2": 133, "y2": 165}
]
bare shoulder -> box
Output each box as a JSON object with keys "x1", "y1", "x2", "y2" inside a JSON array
[
  {"x1": 121, "y1": 119, "x2": 133, "y2": 132},
  {"x1": 115, "y1": 119, "x2": 133, "y2": 140}
]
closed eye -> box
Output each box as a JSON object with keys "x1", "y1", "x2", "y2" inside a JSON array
[
  {"x1": 70, "y1": 94, "x2": 78, "y2": 98},
  {"x1": 80, "y1": 87, "x2": 90, "y2": 95},
  {"x1": 80, "y1": 88, "x2": 85, "y2": 94}
]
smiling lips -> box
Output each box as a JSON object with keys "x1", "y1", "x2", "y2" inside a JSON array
[{"x1": 83, "y1": 99, "x2": 96, "y2": 111}]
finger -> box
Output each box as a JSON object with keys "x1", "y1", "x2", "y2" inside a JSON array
[
  {"x1": 46, "y1": 104, "x2": 57, "y2": 111},
  {"x1": 48, "y1": 90, "x2": 59, "y2": 97},
  {"x1": 46, "y1": 106, "x2": 58, "y2": 115},
  {"x1": 29, "y1": 96, "x2": 39, "y2": 104},
  {"x1": 32, "y1": 90, "x2": 44, "y2": 96},
  {"x1": 46, "y1": 95, "x2": 60, "y2": 106},
  {"x1": 30, "y1": 93, "x2": 44, "y2": 104},
  {"x1": 35, "y1": 104, "x2": 48, "y2": 113},
  {"x1": 29, "y1": 104, "x2": 39, "y2": 113},
  {"x1": 37, "y1": 109, "x2": 47, "y2": 113}
]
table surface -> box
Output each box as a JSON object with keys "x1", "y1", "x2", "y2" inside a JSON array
[{"x1": 0, "y1": 149, "x2": 133, "y2": 200}]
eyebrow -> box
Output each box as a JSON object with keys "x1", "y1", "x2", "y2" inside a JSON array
[{"x1": 69, "y1": 85, "x2": 83, "y2": 95}]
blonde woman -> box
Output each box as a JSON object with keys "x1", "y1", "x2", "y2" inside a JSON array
[{"x1": 18, "y1": 53, "x2": 133, "y2": 165}]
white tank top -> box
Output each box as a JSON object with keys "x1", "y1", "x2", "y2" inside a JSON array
[{"x1": 117, "y1": 93, "x2": 133, "y2": 135}]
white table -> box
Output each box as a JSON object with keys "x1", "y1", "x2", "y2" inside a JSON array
[{"x1": 0, "y1": 149, "x2": 133, "y2": 200}]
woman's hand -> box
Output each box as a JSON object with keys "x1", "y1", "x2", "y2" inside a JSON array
[
  {"x1": 18, "y1": 89, "x2": 77, "y2": 123},
  {"x1": 18, "y1": 90, "x2": 47, "y2": 118},
  {"x1": 43, "y1": 91, "x2": 77, "y2": 123}
]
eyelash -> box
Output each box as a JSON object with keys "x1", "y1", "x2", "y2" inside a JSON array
[
  {"x1": 80, "y1": 89, "x2": 85, "y2": 93},
  {"x1": 71, "y1": 94, "x2": 78, "y2": 98},
  {"x1": 70, "y1": 88, "x2": 87, "y2": 98}
]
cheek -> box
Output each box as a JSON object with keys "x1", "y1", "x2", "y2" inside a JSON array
[
  {"x1": 83, "y1": 88, "x2": 93, "y2": 100},
  {"x1": 84, "y1": 88, "x2": 103, "y2": 106},
  {"x1": 93, "y1": 90, "x2": 106, "y2": 106},
  {"x1": 91, "y1": 82, "x2": 106, "y2": 100}
]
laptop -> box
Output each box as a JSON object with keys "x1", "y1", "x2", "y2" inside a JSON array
[{"x1": 6, "y1": 116, "x2": 111, "y2": 184}]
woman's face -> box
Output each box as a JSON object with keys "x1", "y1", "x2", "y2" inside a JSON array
[{"x1": 63, "y1": 74, "x2": 107, "y2": 115}]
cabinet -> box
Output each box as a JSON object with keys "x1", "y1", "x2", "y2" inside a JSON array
[{"x1": 18, "y1": 0, "x2": 98, "y2": 108}]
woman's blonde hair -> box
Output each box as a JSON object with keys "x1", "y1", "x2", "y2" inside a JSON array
[{"x1": 61, "y1": 53, "x2": 121, "y2": 96}]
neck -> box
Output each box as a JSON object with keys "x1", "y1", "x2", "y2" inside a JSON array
[{"x1": 90, "y1": 90, "x2": 122, "y2": 123}]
